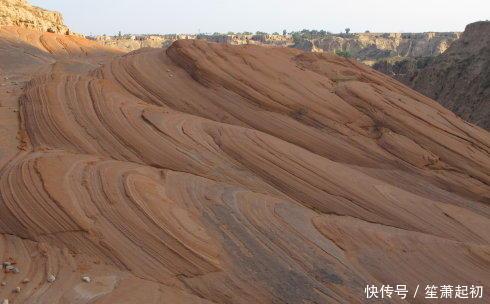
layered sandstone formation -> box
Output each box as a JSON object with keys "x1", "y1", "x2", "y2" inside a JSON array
[
  {"x1": 0, "y1": 0, "x2": 70, "y2": 34},
  {"x1": 0, "y1": 26, "x2": 119, "y2": 169},
  {"x1": 0, "y1": 21, "x2": 489, "y2": 303},
  {"x1": 375, "y1": 21, "x2": 490, "y2": 130}
]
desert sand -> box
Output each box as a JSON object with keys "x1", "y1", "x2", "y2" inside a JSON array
[{"x1": 0, "y1": 25, "x2": 489, "y2": 303}]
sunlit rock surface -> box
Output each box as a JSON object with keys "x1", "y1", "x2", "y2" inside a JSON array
[{"x1": 0, "y1": 26, "x2": 488, "y2": 303}]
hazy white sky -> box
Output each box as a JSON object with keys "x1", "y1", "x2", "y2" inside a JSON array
[{"x1": 30, "y1": 0, "x2": 489, "y2": 35}]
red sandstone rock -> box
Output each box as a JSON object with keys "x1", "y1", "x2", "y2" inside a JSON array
[{"x1": 0, "y1": 26, "x2": 488, "y2": 303}]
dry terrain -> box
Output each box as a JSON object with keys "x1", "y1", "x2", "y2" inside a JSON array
[
  {"x1": 379, "y1": 21, "x2": 490, "y2": 130},
  {"x1": 0, "y1": 1, "x2": 489, "y2": 303}
]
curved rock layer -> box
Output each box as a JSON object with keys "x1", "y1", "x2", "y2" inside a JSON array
[
  {"x1": 0, "y1": 26, "x2": 120, "y2": 58},
  {"x1": 0, "y1": 31, "x2": 489, "y2": 303}
]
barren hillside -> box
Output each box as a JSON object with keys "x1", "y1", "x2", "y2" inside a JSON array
[
  {"x1": 375, "y1": 21, "x2": 490, "y2": 130},
  {"x1": 0, "y1": 1, "x2": 489, "y2": 303},
  {"x1": 0, "y1": 27, "x2": 488, "y2": 303}
]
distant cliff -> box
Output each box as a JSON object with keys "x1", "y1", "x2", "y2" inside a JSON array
[
  {"x1": 295, "y1": 32, "x2": 460, "y2": 64},
  {"x1": 378, "y1": 21, "x2": 490, "y2": 130},
  {"x1": 92, "y1": 33, "x2": 295, "y2": 52},
  {"x1": 93, "y1": 34, "x2": 195, "y2": 52},
  {"x1": 93, "y1": 31, "x2": 460, "y2": 65},
  {"x1": 0, "y1": 0, "x2": 70, "y2": 34}
]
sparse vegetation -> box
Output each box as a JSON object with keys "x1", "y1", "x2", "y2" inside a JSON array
[
  {"x1": 335, "y1": 50, "x2": 352, "y2": 58},
  {"x1": 289, "y1": 29, "x2": 333, "y2": 40}
]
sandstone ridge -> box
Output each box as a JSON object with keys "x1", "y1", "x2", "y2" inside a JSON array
[
  {"x1": 0, "y1": 1, "x2": 489, "y2": 303},
  {"x1": 0, "y1": 27, "x2": 488, "y2": 303}
]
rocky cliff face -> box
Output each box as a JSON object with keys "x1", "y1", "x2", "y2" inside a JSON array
[
  {"x1": 297, "y1": 32, "x2": 460, "y2": 63},
  {"x1": 95, "y1": 32, "x2": 459, "y2": 64},
  {"x1": 376, "y1": 21, "x2": 490, "y2": 130},
  {"x1": 93, "y1": 33, "x2": 295, "y2": 52},
  {"x1": 0, "y1": 0, "x2": 70, "y2": 34},
  {"x1": 93, "y1": 34, "x2": 195, "y2": 52}
]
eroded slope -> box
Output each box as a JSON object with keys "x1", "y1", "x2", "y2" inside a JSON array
[
  {"x1": 0, "y1": 35, "x2": 489, "y2": 303},
  {"x1": 375, "y1": 21, "x2": 490, "y2": 130}
]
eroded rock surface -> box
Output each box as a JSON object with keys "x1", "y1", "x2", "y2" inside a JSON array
[
  {"x1": 375, "y1": 21, "x2": 490, "y2": 130},
  {"x1": 294, "y1": 32, "x2": 460, "y2": 62},
  {"x1": 0, "y1": 0, "x2": 69, "y2": 34},
  {"x1": 94, "y1": 31, "x2": 460, "y2": 66},
  {"x1": 0, "y1": 25, "x2": 489, "y2": 304}
]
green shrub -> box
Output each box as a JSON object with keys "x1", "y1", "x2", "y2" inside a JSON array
[{"x1": 335, "y1": 50, "x2": 352, "y2": 58}]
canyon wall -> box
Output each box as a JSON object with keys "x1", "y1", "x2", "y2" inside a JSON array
[
  {"x1": 93, "y1": 32, "x2": 460, "y2": 64},
  {"x1": 375, "y1": 21, "x2": 490, "y2": 130},
  {"x1": 92, "y1": 33, "x2": 294, "y2": 52},
  {"x1": 298, "y1": 32, "x2": 460, "y2": 64},
  {"x1": 94, "y1": 34, "x2": 195, "y2": 52}
]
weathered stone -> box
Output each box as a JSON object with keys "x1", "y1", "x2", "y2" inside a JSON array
[
  {"x1": 4, "y1": 266, "x2": 14, "y2": 272},
  {"x1": 82, "y1": 276, "x2": 91, "y2": 283},
  {"x1": 0, "y1": 0, "x2": 70, "y2": 34},
  {"x1": 46, "y1": 274, "x2": 56, "y2": 283}
]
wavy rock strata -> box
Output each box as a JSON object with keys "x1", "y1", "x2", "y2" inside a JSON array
[{"x1": 0, "y1": 28, "x2": 489, "y2": 303}]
